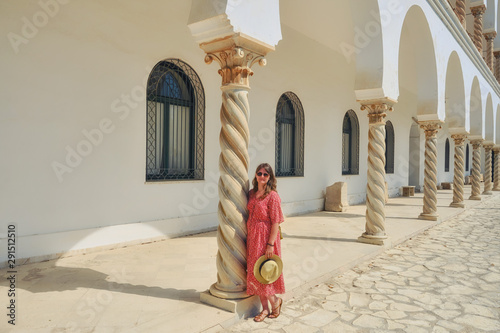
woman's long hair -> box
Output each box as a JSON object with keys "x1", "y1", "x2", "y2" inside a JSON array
[{"x1": 251, "y1": 163, "x2": 277, "y2": 198}]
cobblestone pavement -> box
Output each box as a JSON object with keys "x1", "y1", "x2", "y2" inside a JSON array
[{"x1": 224, "y1": 196, "x2": 500, "y2": 333}]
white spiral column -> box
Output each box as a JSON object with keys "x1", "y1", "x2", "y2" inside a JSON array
[
  {"x1": 358, "y1": 102, "x2": 393, "y2": 246},
  {"x1": 204, "y1": 48, "x2": 266, "y2": 299},
  {"x1": 482, "y1": 144, "x2": 494, "y2": 195},
  {"x1": 469, "y1": 140, "x2": 483, "y2": 200},
  {"x1": 493, "y1": 148, "x2": 500, "y2": 191},
  {"x1": 450, "y1": 134, "x2": 466, "y2": 208},
  {"x1": 418, "y1": 121, "x2": 442, "y2": 221}
]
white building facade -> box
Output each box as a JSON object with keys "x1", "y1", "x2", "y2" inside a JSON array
[{"x1": 1, "y1": 0, "x2": 499, "y2": 269}]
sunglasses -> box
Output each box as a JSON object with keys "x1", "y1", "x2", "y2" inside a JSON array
[{"x1": 257, "y1": 172, "x2": 269, "y2": 177}]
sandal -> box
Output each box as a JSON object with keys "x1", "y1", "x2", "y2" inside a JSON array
[
  {"x1": 253, "y1": 309, "x2": 269, "y2": 322},
  {"x1": 268, "y1": 297, "x2": 283, "y2": 319}
]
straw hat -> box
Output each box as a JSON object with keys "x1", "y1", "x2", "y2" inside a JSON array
[{"x1": 253, "y1": 254, "x2": 283, "y2": 284}]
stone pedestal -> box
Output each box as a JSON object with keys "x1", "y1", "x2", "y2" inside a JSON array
[{"x1": 325, "y1": 182, "x2": 348, "y2": 212}]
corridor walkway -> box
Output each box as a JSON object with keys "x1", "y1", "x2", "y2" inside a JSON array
[
  {"x1": 225, "y1": 191, "x2": 500, "y2": 332},
  {"x1": 0, "y1": 185, "x2": 497, "y2": 332}
]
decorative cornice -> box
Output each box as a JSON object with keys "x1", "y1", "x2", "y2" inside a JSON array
[{"x1": 431, "y1": 0, "x2": 500, "y2": 96}]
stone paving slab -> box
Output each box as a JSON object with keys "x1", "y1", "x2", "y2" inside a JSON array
[
  {"x1": 224, "y1": 193, "x2": 500, "y2": 332},
  {"x1": 0, "y1": 185, "x2": 496, "y2": 332}
]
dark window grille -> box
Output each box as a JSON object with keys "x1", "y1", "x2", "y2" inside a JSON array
[
  {"x1": 146, "y1": 59, "x2": 205, "y2": 181},
  {"x1": 342, "y1": 110, "x2": 359, "y2": 175},
  {"x1": 445, "y1": 138, "x2": 450, "y2": 172},
  {"x1": 275, "y1": 92, "x2": 304, "y2": 177},
  {"x1": 465, "y1": 144, "x2": 469, "y2": 171},
  {"x1": 385, "y1": 121, "x2": 395, "y2": 174}
]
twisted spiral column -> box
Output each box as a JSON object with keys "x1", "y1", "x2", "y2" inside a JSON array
[
  {"x1": 358, "y1": 103, "x2": 392, "y2": 246},
  {"x1": 455, "y1": 0, "x2": 466, "y2": 29},
  {"x1": 418, "y1": 122, "x2": 441, "y2": 221},
  {"x1": 471, "y1": 5, "x2": 486, "y2": 53},
  {"x1": 493, "y1": 148, "x2": 500, "y2": 191},
  {"x1": 204, "y1": 47, "x2": 266, "y2": 299},
  {"x1": 495, "y1": 51, "x2": 500, "y2": 83},
  {"x1": 483, "y1": 144, "x2": 493, "y2": 195},
  {"x1": 469, "y1": 140, "x2": 482, "y2": 200},
  {"x1": 450, "y1": 134, "x2": 466, "y2": 208},
  {"x1": 484, "y1": 32, "x2": 497, "y2": 71}
]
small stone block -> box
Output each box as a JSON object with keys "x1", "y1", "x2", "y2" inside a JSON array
[
  {"x1": 325, "y1": 182, "x2": 348, "y2": 212},
  {"x1": 441, "y1": 182, "x2": 453, "y2": 190},
  {"x1": 401, "y1": 186, "x2": 415, "y2": 197}
]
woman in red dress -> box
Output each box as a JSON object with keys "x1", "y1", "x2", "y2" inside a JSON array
[{"x1": 246, "y1": 163, "x2": 285, "y2": 322}]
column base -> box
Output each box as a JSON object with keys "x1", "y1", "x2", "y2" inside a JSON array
[
  {"x1": 357, "y1": 233, "x2": 392, "y2": 247},
  {"x1": 200, "y1": 290, "x2": 260, "y2": 316},
  {"x1": 469, "y1": 195, "x2": 482, "y2": 200},
  {"x1": 493, "y1": 188, "x2": 500, "y2": 191},
  {"x1": 209, "y1": 283, "x2": 249, "y2": 300},
  {"x1": 482, "y1": 190, "x2": 493, "y2": 195},
  {"x1": 449, "y1": 202, "x2": 465, "y2": 208},
  {"x1": 418, "y1": 212, "x2": 440, "y2": 221}
]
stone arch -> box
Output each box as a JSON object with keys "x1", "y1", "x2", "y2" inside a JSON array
[
  {"x1": 445, "y1": 51, "x2": 467, "y2": 131},
  {"x1": 469, "y1": 77, "x2": 484, "y2": 138},
  {"x1": 485, "y1": 94, "x2": 494, "y2": 143},
  {"x1": 348, "y1": 0, "x2": 385, "y2": 96},
  {"x1": 398, "y1": 5, "x2": 439, "y2": 118}
]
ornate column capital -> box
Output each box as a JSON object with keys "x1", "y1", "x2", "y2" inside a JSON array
[
  {"x1": 470, "y1": 5, "x2": 486, "y2": 17},
  {"x1": 205, "y1": 47, "x2": 266, "y2": 87},
  {"x1": 451, "y1": 134, "x2": 467, "y2": 145},
  {"x1": 495, "y1": 51, "x2": 500, "y2": 59},
  {"x1": 419, "y1": 121, "x2": 442, "y2": 138},
  {"x1": 493, "y1": 147, "x2": 500, "y2": 153},
  {"x1": 484, "y1": 31, "x2": 497, "y2": 41},
  {"x1": 483, "y1": 143, "x2": 494, "y2": 150},
  {"x1": 360, "y1": 102, "x2": 393, "y2": 124},
  {"x1": 470, "y1": 139, "x2": 483, "y2": 150}
]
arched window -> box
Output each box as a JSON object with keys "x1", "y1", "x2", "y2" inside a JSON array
[
  {"x1": 342, "y1": 110, "x2": 359, "y2": 175},
  {"x1": 444, "y1": 138, "x2": 450, "y2": 172},
  {"x1": 465, "y1": 144, "x2": 470, "y2": 171},
  {"x1": 275, "y1": 92, "x2": 304, "y2": 177},
  {"x1": 385, "y1": 121, "x2": 395, "y2": 174},
  {"x1": 146, "y1": 59, "x2": 205, "y2": 181}
]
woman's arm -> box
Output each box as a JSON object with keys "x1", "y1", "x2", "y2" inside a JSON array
[{"x1": 265, "y1": 222, "x2": 280, "y2": 258}]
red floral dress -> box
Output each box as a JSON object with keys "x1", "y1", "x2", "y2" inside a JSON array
[{"x1": 246, "y1": 190, "x2": 285, "y2": 296}]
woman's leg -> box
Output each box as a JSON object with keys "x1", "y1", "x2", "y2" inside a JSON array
[
  {"x1": 268, "y1": 294, "x2": 283, "y2": 318},
  {"x1": 254, "y1": 295, "x2": 270, "y2": 322}
]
